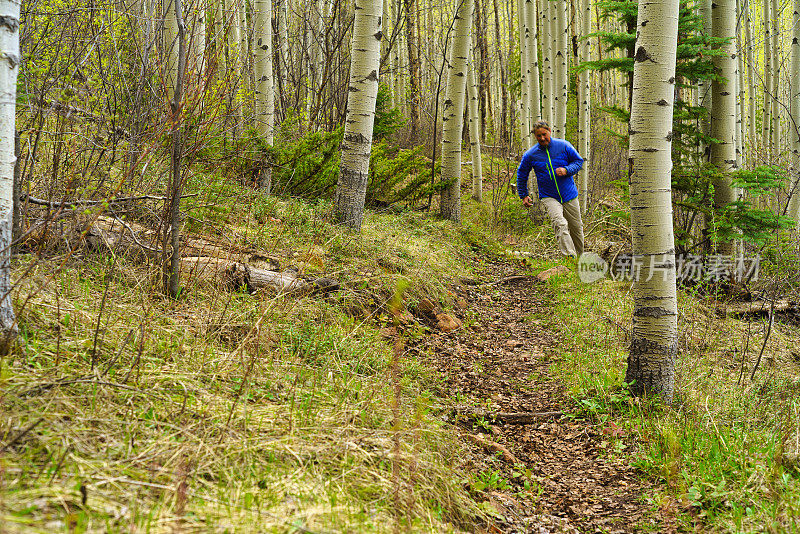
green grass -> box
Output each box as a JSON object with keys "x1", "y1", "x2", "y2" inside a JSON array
[
  {"x1": 6, "y1": 150, "x2": 800, "y2": 532},
  {"x1": 1, "y1": 181, "x2": 494, "y2": 532},
  {"x1": 527, "y1": 251, "x2": 800, "y2": 532}
]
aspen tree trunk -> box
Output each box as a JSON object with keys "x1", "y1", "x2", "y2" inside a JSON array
[
  {"x1": 405, "y1": 0, "x2": 421, "y2": 141},
  {"x1": 189, "y1": 0, "x2": 206, "y2": 79},
  {"x1": 468, "y1": 55, "x2": 483, "y2": 201},
  {"x1": 475, "y1": 0, "x2": 491, "y2": 139},
  {"x1": 525, "y1": 0, "x2": 541, "y2": 139},
  {"x1": 541, "y1": 0, "x2": 553, "y2": 125},
  {"x1": 578, "y1": 0, "x2": 590, "y2": 213},
  {"x1": 165, "y1": 0, "x2": 179, "y2": 99},
  {"x1": 553, "y1": 0, "x2": 568, "y2": 138},
  {"x1": 770, "y1": 0, "x2": 780, "y2": 153},
  {"x1": 391, "y1": 0, "x2": 403, "y2": 113},
  {"x1": 277, "y1": 0, "x2": 289, "y2": 115},
  {"x1": 224, "y1": 0, "x2": 242, "y2": 137},
  {"x1": 440, "y1": 0, "x2": 474, "y2": 222},
  {"x1": 518, "y1": 0, "x2": 531, "y2": 147},
  {"x1": 736, "y1": 0, "x2": 745, "y2": 167},
  {"x1": 0, "y1": 0, "x2": 18, "y2": 351},
  {"x1": 745, "y1": 0, "x2": 756, "y2": 164},
  {"x1": 626, "y1": 0, "x2": 679, "y2": 402},
  {"x1": 710, "y1": 0, "x2": 737, "y2": 253},
  {"x1": 698, "y1": 0, "x2": 713, "y2": 151},
  {"x1": 254, "y1": 0, "x2": 274, "y2": 193},
  {"x1": 789, "y1": 0, "x2": 800, "y2": 224},
  {"x1": 763, "y1": 0, "x2": 772, "y2": 150},
  {"x1": 493, "y1": 0, "x2": 509, "y2": 144},
  {"x1": 163, "y1": 0, "x2": 188, "y2": 298},
  {"x1": 333, "y1": 0, "x2": 382, "y2": 230}
]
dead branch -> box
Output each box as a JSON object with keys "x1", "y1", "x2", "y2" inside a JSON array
[{"x1": 466, "y1": 433, "x2": 521, "y2": 465}]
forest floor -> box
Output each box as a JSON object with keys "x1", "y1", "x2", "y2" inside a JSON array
[{"x1": 415, "y1": 258, "x2": 667, "y2": 533}]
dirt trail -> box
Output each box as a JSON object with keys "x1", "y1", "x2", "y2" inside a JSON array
[{"x1": 414, "y1": 260, "x2": 662, "y2": 533}]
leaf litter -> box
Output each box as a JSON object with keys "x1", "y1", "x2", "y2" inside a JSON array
[{"x1": 411, "y1": 259, "x2": 665, "y2": 533}]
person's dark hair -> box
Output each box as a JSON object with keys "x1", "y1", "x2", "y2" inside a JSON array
[{"x1": 533, "y1": 120, "x2": 550, "y2": 132}]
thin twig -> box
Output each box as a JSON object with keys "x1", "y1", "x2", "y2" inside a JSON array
[{"x1": 750, "y1": 300, "x2": 775, "y2": 381}]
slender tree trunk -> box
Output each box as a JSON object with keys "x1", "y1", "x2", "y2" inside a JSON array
[
  {"x1": 277, "y1": 0, "x2": 290, "y2": 117},
  {"x1": 789, "y1": 0, "x2": 800, "y2": 223},
  {"x1": 577, "y1": 0, "x2": 590, "y2": 213},
  {"x1": 553, "y1": 0, "x2": 568, "y2": 138},
  {"x1": 525, "y1": 0, "x2": 540, "y2": 139},
  {"x1": 224, "y1": 0, "x2": 242, "y2": 138},
  {"x1": 745, "y1": 0, "x2": 756, "y2": 165},
  {"x1": 736, "y1": 0, "x2": 744, "y2": 168},
  {"x1": 518, "y1": 0, "x2": 530, "y2": 147},
  {"x1": 254, "y1": 0, "x2": 274, "y2": 193},
  {"x1": 468, "y1": 52, "x2": 483, "y2": 201},
  {"x1": 493, "y1": 0, "x2": 509, "y2": 145},
  {"x1": 698, "y1": 0, "x2": 713, "y2": 155},
  {"x1": 626, "y1": 0, "x2": 679, "y2": 403},
  {"x1": 0, "y1": 0, "x2": 19, "y2": 351},
  {"x1": 710, "y1": 0, "x2": 737, "y2": 254},
  {"x1": 163, "y1": 0, "x2": 188, "y2": 298},
  {"x1": 541, "y1": 0, "x2": 553, "y2": 125},
  {"x1": 763, "y1": 0, "x2": 772, "y2": 154},
  {"x1": 190, "y1": 0, "x2": 206, "y2": 80},
  {"x1": 333, "y1": 0, "x2": 383, "y2": 230},
  {"x1": 770, "y1": 0, "x2": 780, "y2": 154},
  {"x1": 405, "y1": 0, "x2": 420, "y2": 141},
  {"x1": 474, "y1": 0, "x2": 491, "y2": 139},
  {"x1": 440, "y1": 0, "x2": 474, "y2": 222}
]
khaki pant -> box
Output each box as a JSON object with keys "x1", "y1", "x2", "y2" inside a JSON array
[{"x1": 539, "y1": 197, "x2": 584, "y2": 257}]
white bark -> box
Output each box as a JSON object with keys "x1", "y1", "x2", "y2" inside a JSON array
[
  {"x1": 736, "y1": 0, "x2": 744, "y2": 168},
  {"x1": 391, "y1": 0, "x2": 402, "y2": 110},
  {"x1": 710, "y1": 0, "x2": 737, "y2": 243},
  {"x1": 467, "y1": 54, "x2": 483, "y2": 201},
  {"x1": 0, "y1": 0, "x2": 18, "y2": 350},
  {"x1": 770, "y1": 0, "x2": 780, "y2": 153},
  {"x1": 524, "y1": 0, "x2": 540, "y2": 138},
  {"x1": 541, "y1": 0, "x2": 553, "y2": 125},
  {"x1": 698, "y1": 0, "x2": 712, "y2": 149},
  {"x1": 626, "y1": 0, "x2": 679, "y2": 402},
  {"x1": 518, "y1": 0, "x2": 531, "y2": 146},
  {"x1": 333, "y1": 0, "x2": 383, "y2": 230},
  {"x1": 553, "y1": 0, "x2": 568, "y2": 138},
  {"x1": 789, "y1": 0, "x2": 800, "y2": 224},
  {"x1": 165, "y1": 0, "x2": 179, "y2": 101},
  {"x1": 440, "y1": 0, "x2": 474, "y2": 222},
  {"x1": 763, "y1": 0, "x2": 772, "y2": 149},
  {"x1": 277, "y1": 0, "x2": 290, "y2": 110},
  {"x1": 189, "y1": 0, "x2": 206, "y2": 78},
  {"x1": 254, "y1": 0, "x2": 274, "y2": 193},
  {"x1": 745, "y1": 0, "x2": 756, "y2": 163},
  {"x1": 165, "y1": 0, "x2": 188, "y2": 298},
  {"x1": 578, "y1": 0, "x2": 590, "y2": 213},
  {"x1": 224, "y1": 0, "x2": 243, "y2": 134}
]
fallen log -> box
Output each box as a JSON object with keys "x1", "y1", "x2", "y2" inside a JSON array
[
  {"x1": 180, "y1": 257, "x2": 339, "y2": 295},
  {"x1": 717, "y1": 300, "x2": 794, "y2": 316},
  {"x1": 84, "y1": 215, "x2": 278, "y2": 266},
  {"x1": 466, "y1": 434, "x2": 521, "y2": 465},
  {"x1": 180, "y1": 257, "x2": 305, "y2": 293}
]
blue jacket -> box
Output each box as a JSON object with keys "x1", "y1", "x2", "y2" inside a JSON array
[{"x1": 517, "y1": 137, "x2": 583, "y2": 203}]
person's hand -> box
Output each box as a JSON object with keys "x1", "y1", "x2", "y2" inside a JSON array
[
  {"x1": 522, "y1": 195, "x2": 533, "y2": 207},
  {"x1": 555, "y1": 167, "x2": 567, "y2": 177}
]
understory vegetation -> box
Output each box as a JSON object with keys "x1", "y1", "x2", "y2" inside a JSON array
[{"x1": 4, "y1": 107, "x2": 800, "y2": 531}]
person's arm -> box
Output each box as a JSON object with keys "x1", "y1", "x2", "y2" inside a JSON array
[
  {"x1": 516, "y1": 151, "x2": 533, "y2": 199},
  {"x1": 563, "y1": 141, "x2": 584, "y2": 176}
]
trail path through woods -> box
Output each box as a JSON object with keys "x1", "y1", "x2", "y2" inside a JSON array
[{"x1": 414, "y1": 259, "x2": 669, "y2": 533}]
